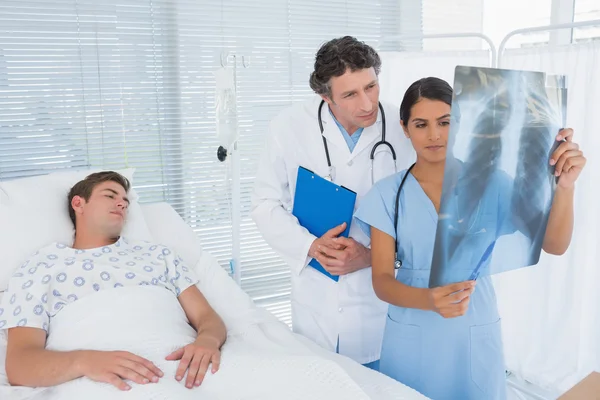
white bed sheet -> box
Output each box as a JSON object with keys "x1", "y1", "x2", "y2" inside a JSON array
[{"x1": 0, "y1": 202, "x2": 428, "y2": 399}]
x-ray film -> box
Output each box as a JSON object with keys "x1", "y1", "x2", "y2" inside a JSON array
[{"x1": 428, "y1": 65, "x2": 567, "y2": 288}]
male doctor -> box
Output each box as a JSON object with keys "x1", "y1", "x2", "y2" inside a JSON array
[{"x1": 250, "y1": 36, "x2": 414, "y2": 369}]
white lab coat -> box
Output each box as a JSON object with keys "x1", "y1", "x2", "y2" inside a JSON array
[{"x1": 250, "y1": 95, "x2": 415, "y2": 364}]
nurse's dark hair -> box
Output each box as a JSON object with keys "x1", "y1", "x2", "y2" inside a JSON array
[
  {"x1": 309, "y1": 36, "x2": 381, "y2": 99},
  {"x1": 399, "y1": 77, "x2": 455, "y2": 123},
  {"x1": 67, "y1": 171, "x2": 130, "y2": 228}
]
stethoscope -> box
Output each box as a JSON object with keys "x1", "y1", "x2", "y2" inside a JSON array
[
  {"x1": 393, "y1": 162, "x2": 415, "y2": 269},
  {"x1": 392, "y1": 162, "x2": 490, "y2": 279},
  {"x1": 318, "y1": 100, "x2": 397, "y2": 183}
]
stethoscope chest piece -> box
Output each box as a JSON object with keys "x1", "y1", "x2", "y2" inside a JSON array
[{"x1": 394, "y1": 259, "x2": 402, "y2": 269}]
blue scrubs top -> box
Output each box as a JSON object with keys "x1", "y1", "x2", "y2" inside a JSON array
[
  {"x1": 330, "y1": 109, "x2": 363, "y2": 152},
  {"x1": 354, "y1": 167, "x2": 515, "y2": 400}
]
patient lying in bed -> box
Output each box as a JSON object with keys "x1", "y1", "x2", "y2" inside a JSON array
[
  {"x1": 0, "y1": 171, "x2": 227, "y2": 392},
  {"x1": 0, "y1": 170, "x2": 428, "y2": 400}
]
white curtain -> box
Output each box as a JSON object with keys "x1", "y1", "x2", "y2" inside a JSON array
[
  {"x1": 494, "y1": 41, "x2": 600, "y2": 394},
  {"x1": 378, "y1": 50, "x2": 492, "y2": 108}
]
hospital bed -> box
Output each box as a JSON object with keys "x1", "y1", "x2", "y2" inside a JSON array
[{"x1": 0, "y1": 169, "x2": 429, "y2": 400}]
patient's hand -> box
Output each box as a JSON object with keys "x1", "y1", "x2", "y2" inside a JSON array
[
  {"x1": 165, "y1": 336, "x2": 221, "y2": 389},
  {"x1": 78, "y1": 350, "x2": 164, "y2": 391}
]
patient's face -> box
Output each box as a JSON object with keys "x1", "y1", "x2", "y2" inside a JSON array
[{"x1": 77, "y1": 181, "x2": 130, "y2": 236}]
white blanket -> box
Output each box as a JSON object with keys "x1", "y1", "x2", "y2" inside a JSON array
[{"x1": 0, "y1": 285, "x2": 427, "y2": 400}]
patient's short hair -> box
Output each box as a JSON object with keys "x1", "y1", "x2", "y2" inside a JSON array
[{"x1": 67, "y1": 171, "x2": 131, "y2": 227}]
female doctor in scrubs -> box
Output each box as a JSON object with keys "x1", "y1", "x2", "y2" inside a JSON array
[{"x1": 354, "y1": 77, "x2": 586, "y2": 399}]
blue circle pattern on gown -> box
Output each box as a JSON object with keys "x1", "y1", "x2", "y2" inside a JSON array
[{"x1": 0, "y1": 238, "x2": 200, "y2": 331}]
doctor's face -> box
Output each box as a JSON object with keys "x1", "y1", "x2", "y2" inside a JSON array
[
  {"x1": 401, "y1": 98, "x2": 451, "y2": 164},
  {"x1": 323, "y1": 67, "x2": 380, "y2": 133},
  {"x1": 71, "y1": 181, "x2": 129, "y2": 237}
]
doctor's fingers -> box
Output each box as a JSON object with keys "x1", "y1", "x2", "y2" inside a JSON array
[
  {"x1": 318, "y1": 245, "x2": 350, "y2": 261},
  {"x1": 324, "y1": 222, "x2": 347, "y2": 238},
  {"x1": 316, "y1": 254, "x2": 345, "y2": 271},
  {"x1": 319, "y1": 237, "x2": 345, "y2": 250},
  {"x1": 332, "y1": 236, "x2": 361, "y2": 251}
]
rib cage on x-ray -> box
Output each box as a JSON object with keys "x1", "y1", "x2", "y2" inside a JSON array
[
  {"x1": 511, "y1": 81, "x2": 563, "y2": 262},
  {"x1": 428, "y1": 66, "x2": 566, "y2": 288}
]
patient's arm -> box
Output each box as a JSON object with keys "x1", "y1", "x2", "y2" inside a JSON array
[
  {"x1": 166, "y1": 285, "x2": 226, "y2": 389},
  {"x1": 7, "y1": 327, "x2": 164, "y2": 391}
]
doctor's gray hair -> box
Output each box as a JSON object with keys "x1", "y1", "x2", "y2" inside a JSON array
[{"x1": 309, "y1": 36, "x2": 381, "y2": 99}]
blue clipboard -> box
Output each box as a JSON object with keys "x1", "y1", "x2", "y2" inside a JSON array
[{"x1": 292, "y1": 166, "x2": 357, "y2": 282}]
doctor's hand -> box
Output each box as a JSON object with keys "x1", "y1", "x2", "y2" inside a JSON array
[
  {"x1": 427, "y1": 281, "x2": 476, "y2": 318},
  {"x1": 308, "y1": 223, "x2": 347, "y2": 259},
  {"x1": 314, "y1": 236, "x2": 371, "y2": 276},
  {"x1": 166, "y1": 336, "x2": 221, "y2": 389},
  {"x1": 550, "y1": 128, "x2": 586, "y2": 189}
]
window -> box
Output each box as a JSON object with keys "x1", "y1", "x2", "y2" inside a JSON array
[
  {"x1": 0, "y1": 0, "x2": 402, "y2": 326},
  {"x1": 483, "y1": 0, "x2": 553, "y2": 48},
  {"x1": 573, "y1": 0, "x2": 600, "y2": 42}
]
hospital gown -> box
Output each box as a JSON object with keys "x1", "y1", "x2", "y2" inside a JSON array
[
  {"x1": 0, "y1": 236, "x2": 199, "y2": 332},
  {"x1": 354, "y1": 168, "x2": 515, "y2": 400}
]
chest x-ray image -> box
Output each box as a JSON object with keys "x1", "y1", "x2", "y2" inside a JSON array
[{"x1": 429, "y1": 65, "x2": 567, "y2": 288}]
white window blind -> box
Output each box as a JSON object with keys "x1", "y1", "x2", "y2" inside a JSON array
[{"x1": 0, "y1": 0, "x2": 402, "y2": 326}]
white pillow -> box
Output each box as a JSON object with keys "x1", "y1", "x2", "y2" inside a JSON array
[
  {"x1": 140, "y1": 202, "x2": 204, "y2": 267},
  {"x1": 0, "y1": 168, "x2": 153, "y2": 291}
]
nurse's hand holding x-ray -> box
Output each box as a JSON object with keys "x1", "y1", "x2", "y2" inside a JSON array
[
  {"x1": 310, "y1": 222, "x2": 372, "y2": 276},
  {"x1": 427, "y1": 280, "x2": 476, "y2": 318},
  {"x1": 551, "y1": 128, "x2": 586, "y2": 186}
]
